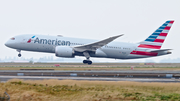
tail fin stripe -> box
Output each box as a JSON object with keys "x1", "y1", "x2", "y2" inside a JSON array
[
  {"x1": 139, "y1": 41, "x2": 162, "y2": 46},
  {"x1": 167, "y1": 24, "x2": 173, "y2": 26},
  {"x1": 158, "y1": 26, "x2": 171, "y2": 30},
  {"x1": 148, "y1": 36, "x2": 158, "y2": 38},
  {"x1": 162, "y1": 30, "x2": 169, "y2": 33},
  {"x1": 156, "y1": 36, "x2": 166, "y2": 39},
  {"x1": 166, "y1": 21, "x2": 171, "y2": 23},
  {"x1": 138, "y1": 44, "x2": 161, "y2": 49},
  {"x1": 145, "y1": 39, "x2": 155, "y2": 42},
  {"x1": 164, "y1": 26, "x2": 171, "y2": 30},
  {"x1": 169, "y1": 21, "x2": 174, "y2": 23},
  {"x1": 159, "y1": 26, "x2": 166, "y2": 29},
  {"x1": 162, "y1": 23, "x2": 168, "y2": 26},
  {"x1": 154, "y1": 39, "x2": 164, "y2": 43},
  {"x1": 152, "y1": 32, "x2": 161, "y2": 35},
  {"x1": 155, "y1": 30, "x2": 163, "y2": 32},
  {"x1": 159, "y1": 33, "x2": 167, "y2": 36}
]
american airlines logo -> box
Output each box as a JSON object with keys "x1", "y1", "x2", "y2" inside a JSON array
[
  {"x1": 27, "y1": 36, "x2": 35, "y2": 43},
  {"x1": 30, "y1": 37, "x2": 70, "y2": 46}
]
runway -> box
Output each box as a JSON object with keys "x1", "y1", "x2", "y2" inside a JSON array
[
  {"x1": 1, "y1": 70, "x2": 180, "y2": 77},
  {"x1": 0, "y1": 70, "x2": 180, "y2": 82},
  {"x1": 1, "y1": 63, "x2": 180, "y2": 82},
  {"x1": 0, "y1": 76, "x2": 180, "y2": 82},
  {"x1": 1, "y1": 63, "x2": 180, "y2": 67}
]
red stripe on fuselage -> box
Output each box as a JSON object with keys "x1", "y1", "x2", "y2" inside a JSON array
[
  {"x1": 138, "y1": 44, "x2": 161, "y2": 49},
  {"x1": 130, "y1": 50, "x2": 158, "y2": 56}
]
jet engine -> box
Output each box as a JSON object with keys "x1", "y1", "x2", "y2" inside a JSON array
[{"x1": 55, "y1": 46, "x2": 75, "y2": 58}]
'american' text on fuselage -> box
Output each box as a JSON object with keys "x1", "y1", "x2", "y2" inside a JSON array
[{"x1": 34, "y1": 37, "x2": 70, "y2": 46}]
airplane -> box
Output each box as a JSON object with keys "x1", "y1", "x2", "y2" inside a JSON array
[{"x1": 5, "y1": 20, "x2": 174, "y2": 65}]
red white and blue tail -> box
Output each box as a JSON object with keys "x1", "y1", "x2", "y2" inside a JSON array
[
  {"x1": 129, "y1": 20, "x2": 174, "y2": 58},
  {"x1": 138, "y1": 20, "x2": 174, "y2": 49}
]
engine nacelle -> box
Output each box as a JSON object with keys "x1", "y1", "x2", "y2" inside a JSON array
[{"x1": 55, "y1": 46, "x2": 74, "y2": 58}]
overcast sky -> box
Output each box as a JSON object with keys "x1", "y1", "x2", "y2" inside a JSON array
[{"x1": 0, "y1": 0, "x2": 180, "y2": 62}]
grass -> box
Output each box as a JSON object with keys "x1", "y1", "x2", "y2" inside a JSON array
[{"x1": 0, "y1": 79, "x2": 180, "y2": 101}]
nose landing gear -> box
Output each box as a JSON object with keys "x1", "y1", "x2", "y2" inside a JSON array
[
  {"x1": 18, "y1": 53, "x2": 21, "y2": 57},
  {"x1": 17, "y1": 49, "x2": 21, "y2": 57}
]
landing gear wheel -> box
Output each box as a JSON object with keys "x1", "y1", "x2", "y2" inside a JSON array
[
  {"x1": 17, "y1": 50, "x2": 21, "y2": 57},
  {"x1": 87, "y1": 61, "x2": 92, "y2": 65},
  {"x1": 83, "y1": 60, "x2": 88, "y2": 64},
  {"x1": 18, "y1": 54, "x2": 21, "y2": 57},
  {"x1": 83, "y1": 60, "x2": 92, "y2": 65}
]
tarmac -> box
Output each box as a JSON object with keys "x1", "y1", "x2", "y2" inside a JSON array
[
  {"x1": 0, "y1": 70, "x2": 180, "y2": 82},
  {"x1": 0, "y1": 76, "x2": 180, "y2": 82},
  {"x1": 1, "y1": 63, "x2": 180, "y2": 67},
  {"x1": 1, "y1": 63, "x2": 180, "y2": 82}
]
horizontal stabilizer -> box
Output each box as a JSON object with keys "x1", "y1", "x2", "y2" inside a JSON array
[{"x1": 149, "y1": 49, "x2": 172, "y2": 53}]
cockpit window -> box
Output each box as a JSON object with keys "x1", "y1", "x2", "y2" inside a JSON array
[{"x1": 11, "y1": 37, "x2": 15, "y2": 40}]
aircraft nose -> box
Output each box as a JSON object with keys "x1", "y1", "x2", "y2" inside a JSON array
[
  {"x1": 5, "y1": 40, "x2": 14, "y2": 48},
  {"x1": 5, "y1": 37, "x2": 18, "y2": 48},
  {"x1": 5, "y1": 41, "x2": 10, "y2": 47}
]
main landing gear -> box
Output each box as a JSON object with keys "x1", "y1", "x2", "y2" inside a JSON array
[
  {"x1": 17, "y1": 50, "x2": 21, "y2": 57},
  {"x1": 83, "y1": 51, "x2": 92, "y2": 65},
  {"x1": 83, "y1": 60, "x2": 92, "y2": 65}
]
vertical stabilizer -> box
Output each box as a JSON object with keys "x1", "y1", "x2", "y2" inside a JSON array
[{"x1": 138, "y1": 20, "x2": 174, "y2": 49}]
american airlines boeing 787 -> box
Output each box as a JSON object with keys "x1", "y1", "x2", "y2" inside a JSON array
[{"x1": 5, "y1": 20, "x2": 174, "y2": 64}]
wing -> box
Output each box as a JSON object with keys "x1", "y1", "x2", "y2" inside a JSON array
[{"x1": 73, "y1": 34, "x2": 124, "y2": 52}]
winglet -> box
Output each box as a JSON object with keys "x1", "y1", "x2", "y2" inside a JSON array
[{"x1": 109, "y1": 34, "x2": 124, "y2": 40}]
